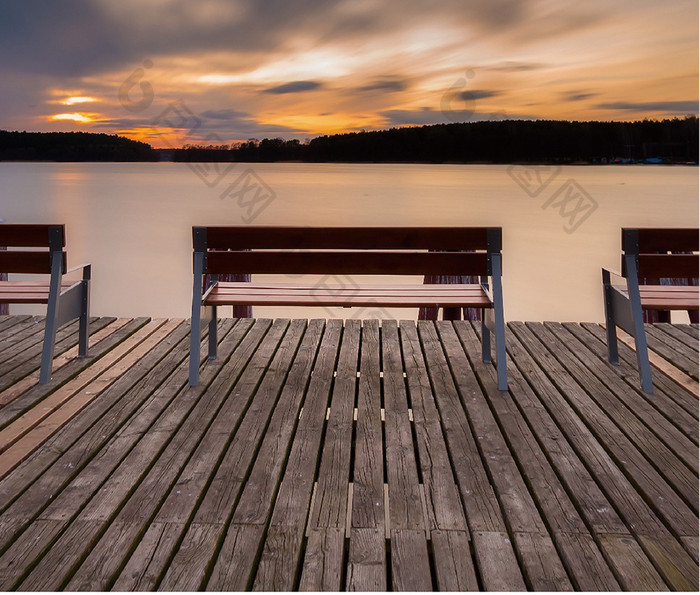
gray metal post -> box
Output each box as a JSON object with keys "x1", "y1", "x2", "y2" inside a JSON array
[
  {"x1": 601, "y1": 268, "x2": 619, "y2": 365},
  {"x1": 39, "y1": 227, "x2": 64, "y2": 384},
  {"x1": 189, "y1": 250, "x2": 205, "y2": 386},
  {"x1": 625, "y1": 255, "x2": 654, "y2": 394},
  {"x1": 490, "y1": 253, "x2": 508, "y2": 391},
  {"x1": 78, "y1": 265, "x2": 91, "y2": 357}
]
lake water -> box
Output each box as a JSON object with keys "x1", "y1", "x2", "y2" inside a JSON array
[{"x1": 0, "y1": 162, "x2": 697, "y2": 322}]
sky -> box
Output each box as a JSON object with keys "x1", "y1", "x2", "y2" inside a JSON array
[{"x1": 0, "y1": 0, "x2": 697, "y2": 147}]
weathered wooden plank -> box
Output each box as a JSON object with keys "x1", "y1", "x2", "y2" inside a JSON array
[
  {"x1": 472, "y1": 531, "x2": 527, "y2": 591},
  {"x1": 389, "y1": 529, "x2": 433, "y2": 591},
  {"x1": 383, "y1": 321, "x2": 424, "y2": 531},
  {"x1": 343, "y1": 320, "x2": 386, "y2": 590},
  {"x1": 616, "y1": 327, "x2": 699, "y2": 395},
  {"x1": 594, "y1": 534, "x2": 667, "y2": 591},
  {"x1": 0, "y1": 316, "x2": 49, "y2": 366},
  {"x1": 656, "y1": 322, "x2": 700, "y2": 352},
  {"x1": 512, "y1": 532, "x2": 573, "y2": 591},
  {"x1": 207, "y1": 320, "x2": 330, "y2": 591},
  {"x1": 0, "y1": 319, "x2": 172, "y2": 469},
  {"x1": 429, "y1": 530, "x2": 479, "y2": 591},
  {"x1": 306, "y1": 319, "x2": 359, "y2": 531},
  {"x1": 350, "y1": 319, "x2": 384, "y2": 530},
  {"x1": 0, "y1": 319, "x2": 190, "y2": 524},
  {"x1": 250, "y1": 320, "x2": 342, "y2": 591},
  {"x1": 0, "y1": 314, "x2": 32, "y2": 336},
  {"x1": 526, "y1": 322, "x2": 698, "y2": 514},
  {"x1": 676, "y1": 323, "x2": 699, "y2": 340},
  {"x1": 61, "y1": 319, "x2": 259, "y2": 591},
  {"x1": 680, "y1": 536, "x2": 699, "y2": 563},
  {"x1": 380, "y1": 321, "x2": 432, "y2": 589},
  {"x1": 0, "y1": 317, "x2": 128, "y2": 411},
  {"x1": 436, "y1": 321, "x2": 572, "y2": 590},
  {"x1": 582, "y1": 322, "x2": 699, "y2": 415},
  {"x1": 207, "y1": 524, "x2": 265, "y2": 591},
  {"x1": 543, "y1": 321, "x2": 698, "y2": 472},
  {"x1": 398, "y1": 321, "x2": 481, "y2": 592},
  {"x1": 298, "y1": 528, "x2": 345, "y2": 591},
  {"x1": 645, "y1": 324, "x2": 698, "y2": 377},
  {"x1": 412, "y1": 322, "x2": 505, "y2": 534},
  {"x1": 453, "y1": 321, "x2": 620, "y2": 589},
  {"x1": 399, "y1": 321, "x2": 470, "y2": 534},
  {"x1": 13, "y1": 320, "x2": 245, "y2": 591},
  {"x1": 415, "y1": 321, "x2": 525, "y2": 590},
  {"x1": 637, "y1": 534, "x2": 700, "y2": 591},
  {"x1": 0, "y1": 317, "x2": 139, "y2": 430},
  {"x1": 507, "y1": 322, "x2": 698, "y2": 590},
  {"x1": 135, "y1": 319, "x2": 297, "y2": 592},
  {"x1": 346, "y1": 527, "x2": 385, "y2": 591},
  {"x1": 298, "y1": 320, "x2": 360, "y2": 591},
  {"x1": 0, "y1": 321, "x2": 197, "y2": 585},
  {"x1": 0, "y1": 317, "x2": 101, "y2": 391},
  {"x1": 110, "y1": 521, "x2": 183, "y2": 591},
  {"x1": 552, "y1": 532, "x2": 621, "y2": 591},
  {"x1": 564, "y1": 322, "x2": 698, "y2": 442}
]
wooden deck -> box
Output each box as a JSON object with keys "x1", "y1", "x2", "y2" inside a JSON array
[{"x1": 0, "y1": 314, "x2": 697, "y2": 591}]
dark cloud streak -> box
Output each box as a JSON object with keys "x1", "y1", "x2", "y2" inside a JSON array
[{"x1": 263, "y1": 81, "x2": 322, "y2": 94}]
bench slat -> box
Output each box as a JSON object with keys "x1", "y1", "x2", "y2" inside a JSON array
[
  {"x1": 614, "y1": 286, "x2": 699, "y2": 310},
  {"x1": 628, "y1": 228, "x2": 699, "y2": 252},
  {"x1": 0, "y1": 224, "x2": 65, "y2": 248},
  {"x1": 636, "y1": 254, "x2": 698, "y2": 279},
  {"x1": 204, "y1": 283, "x2": 493, "y2": 308},
  {"x1": 207, "y1": 251, "x2": 489, "y2": 276},
  {"x1": 0, "y1": 252, "x2": 67, "y2": 274},
  {"x1": 203, "y1": 226, "x2": 494, "y2": 250}
]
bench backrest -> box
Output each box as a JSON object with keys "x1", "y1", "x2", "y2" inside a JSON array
[
  {"x1": 0, "y1": 224, "x2": 67, "y2": 274},
  {"x1": 193, "y1": 226, "x2": 502, "y2": 276},
  {"x1": 621, "y1": 228, "x2": 698, "y2": 279}
]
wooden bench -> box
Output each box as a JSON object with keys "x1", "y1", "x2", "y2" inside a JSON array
[
  {"x1": 0, "y1": 224, "x2": 91, "y2": 383},
  {"x1": 602, "y1": 227, "x2": 698, "y2": 393},
  {"x1": 189, "y1": 226, "x2": 507, "y2": 389}
]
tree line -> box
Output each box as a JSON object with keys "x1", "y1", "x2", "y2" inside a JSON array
[
  {"x1": 174, "y1": 117, "x2": 698, "y2": 164},
  {"x1": 0, "y1": 131, "x2": 159, "y2": 161}
]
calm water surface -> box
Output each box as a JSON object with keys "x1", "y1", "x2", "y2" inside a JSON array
[{"x1": 1, "y1": 162, "x2": 697, "y2": 322}]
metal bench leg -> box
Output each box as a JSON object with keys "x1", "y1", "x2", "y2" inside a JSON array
[
  {"x1": 629, "y1": 290, "x2": 653, "y2": 394},
  {"x1": 491, "y1": 255, "x2": 508, "y2": 391},
  {"x1": 39, "y1": 250, "x2": 63, "y2": 384},
  {"x1": 208, "y1": 305, "x2": 218, "y2": 359},
  {"x1": 39, "y1": 314, "x2": 58, "y2": 384},
  {"x1": 189, "y1": 252, "x2": 205, "y2": 387},
  {"x1": 624, "y1": 257, "x2": 653, "y2": 394},
  {"x1": 481, "y1": 314, "x2": 491, "y2": 363},
  {"x1": 78, "y1": 278, "x2": 90, "y2": 358},
  {"x1": 602, "y1": 269, "x2": 619, "y2": 365}
]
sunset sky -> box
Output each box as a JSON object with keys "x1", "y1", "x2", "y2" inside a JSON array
[{"x1": 1, "y1": 0, "x2": 697, "y2": 147}]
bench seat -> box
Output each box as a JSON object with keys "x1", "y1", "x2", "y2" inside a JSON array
[
  {"x1": 0, "y1": 281, "x2": 77, "y2": 304},
  {"x1": 618, "y1": 285, "x2": 699, "y2": 310},
  {"x1": 203, "y1": 281, "x2": 493, "y2": 308}
]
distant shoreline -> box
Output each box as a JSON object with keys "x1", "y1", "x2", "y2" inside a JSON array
[{"x1": 2, "y1": 117, "x2": 698, "y2": 164}]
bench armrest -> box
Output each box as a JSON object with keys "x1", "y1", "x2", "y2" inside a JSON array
[
  {"x1": 602, "y1": 266, "x2": 623, "y2": 283},
  {"x1": 66, "y1": 263, "x2": 91, "y2": 280}
]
